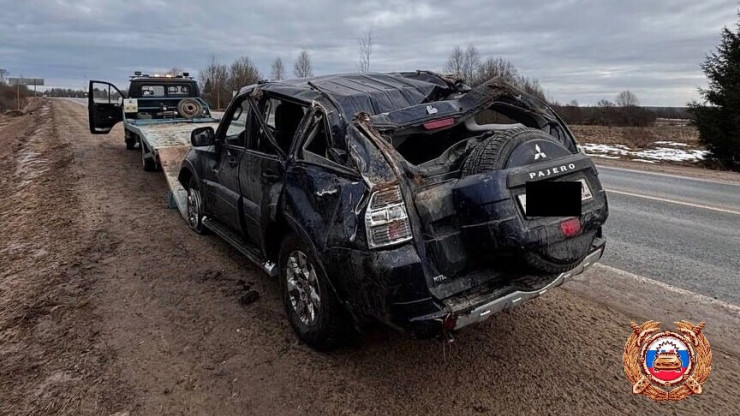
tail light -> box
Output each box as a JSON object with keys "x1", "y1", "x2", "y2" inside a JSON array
[
  {"x1": 365, "y1": 187, "x2": 413, "y2": 249},
  {"x1": 560, "y1": 218, "x2": 581, "y2": 238}
]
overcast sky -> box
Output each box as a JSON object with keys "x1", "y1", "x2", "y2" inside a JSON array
[{"x1": 1, "y1": 0, "x2": 737, "y2": 106}]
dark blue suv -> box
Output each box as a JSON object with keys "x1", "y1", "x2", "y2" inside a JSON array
[{"x1": 178, "y1": 72, "x2": 608, "y2": 350}]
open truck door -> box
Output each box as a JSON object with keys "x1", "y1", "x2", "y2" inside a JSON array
[{"x1": 88, "y1": 81, "x2": 125, "y2": 134}]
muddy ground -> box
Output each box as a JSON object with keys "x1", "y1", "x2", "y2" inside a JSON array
[{"x1": 1, "y1": 99, "x2": 738, "y2": 415}]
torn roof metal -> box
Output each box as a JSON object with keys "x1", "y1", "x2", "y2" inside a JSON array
[{"x1": 241, "y1": 72, "x2": 457, "y2": 118}]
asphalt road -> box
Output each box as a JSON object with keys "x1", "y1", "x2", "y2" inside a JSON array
[{"x1": 597, "y1": 165, "x2": 740, "y2": 304}]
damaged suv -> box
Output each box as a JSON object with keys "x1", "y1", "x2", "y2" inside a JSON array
[{"x1": 178, "y1": 72, "x2": 608, "y2": 349}]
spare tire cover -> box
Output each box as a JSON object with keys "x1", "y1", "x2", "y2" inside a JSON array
[{"x1": 462, "y1": 127, "x2": 593, "y2": 274}]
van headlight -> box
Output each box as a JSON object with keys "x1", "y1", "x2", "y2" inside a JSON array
[{"x1": 365, "y1": 187, "x2": 413, "y2": 249}]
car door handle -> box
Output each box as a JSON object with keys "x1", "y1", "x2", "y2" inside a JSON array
[
  {"x1": 227, "y1": 157, "x2": 239, "y2": 167},
  {"x1": 262, "y1": 171, "x2": 279, "y2": 179}
]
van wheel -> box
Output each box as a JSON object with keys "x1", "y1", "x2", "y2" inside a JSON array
[
  {"x1": 125, "y1": 131, "x2": 138, "y2": 150},
  {"x1": 141, "y1": 142, "x2": 157, "y2": 172},
  {"x1": 279, "y1": 234, "x2": 348, "y2": 350},
  {"x1": 186, "y1": 177, "x2": 208, "y2": 234}
]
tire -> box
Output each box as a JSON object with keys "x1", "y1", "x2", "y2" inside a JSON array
[
  {"x1": 141, "y1": 141, "x2": 157, "y2": 172},
  {"x1": 177, "y1": 98, "x2": 204, "y2": 119},
  {"x1": 462, "y1": 127, "x2": 565, "y2": 175},
  {"x1": 186, "y1": 177, "x2": 208, "y2": 234},
  {"x1": 125, "y1": 131, "x2": 138, "y2": 150},
  {"x1": 461, "y1": 127, "x2": 592, "y2": 274},
  {"x1": 279, "y1": 234, "x2": 349, "y2": 350}
]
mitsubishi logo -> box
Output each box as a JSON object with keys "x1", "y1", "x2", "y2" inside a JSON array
[{"x1": 534, "y1": 144, "x2": 547, "y2": 160}]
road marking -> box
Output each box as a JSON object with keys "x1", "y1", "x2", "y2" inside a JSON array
[
  {"x1": 592, "y1": 264, "x2": 740, "y2": 315},
  {"x1": 605, "y1": 188, "x2": 740, "y2": 215},
  {"x1": 597, "y1": 165, "x2": 740, "y2": 186}
]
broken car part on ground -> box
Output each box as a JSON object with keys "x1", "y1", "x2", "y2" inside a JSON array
[{"x1": 89, "y1": 72, "x2": 608, "y2": 350}]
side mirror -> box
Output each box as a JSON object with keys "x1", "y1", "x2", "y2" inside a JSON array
[{"x1": 191, "y1": 126, "x2": 216, "y2": 147}]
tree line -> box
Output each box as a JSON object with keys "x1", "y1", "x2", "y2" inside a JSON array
[
  {"x1": 198, "y1": 50, "x2": 314, "y2": 109},
  {"x1": 551, "y1": 91, "x2": 656, "y2": 127}
]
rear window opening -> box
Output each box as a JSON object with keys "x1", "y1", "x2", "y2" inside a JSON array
[
  {"x1": 389, "y1": 108, "x2": 529, "y2": 168},
  {"x1": 386, "y1": 102, "x2": 574, "y2": 171}
]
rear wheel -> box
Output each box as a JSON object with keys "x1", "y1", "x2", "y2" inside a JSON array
[
  {"x1": 125, "y1": 131, "x2": 138, "y2": 150},
  {"x1": 141, "y1": 141, "x2": 157, "y2": 172},
  {"x1": 279, "y1": 234, "x2": 349, "y2": 350}
]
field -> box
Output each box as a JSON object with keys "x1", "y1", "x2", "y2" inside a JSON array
[{"x1": 569, "y1": 124, "x2": 713, "y2": 167}]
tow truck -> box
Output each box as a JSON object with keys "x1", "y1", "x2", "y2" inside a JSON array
[{"x1": 88, "y1": 72, "x2": 220, "y2": 218}]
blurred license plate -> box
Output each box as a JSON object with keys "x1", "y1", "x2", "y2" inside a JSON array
[{"x1": 518, "y1": 179, "x2": 592, "y2": 215}]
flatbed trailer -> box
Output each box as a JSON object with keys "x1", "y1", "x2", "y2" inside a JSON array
[{"x1": 125, "y1": 118, "x2": 220, "y2": 220}]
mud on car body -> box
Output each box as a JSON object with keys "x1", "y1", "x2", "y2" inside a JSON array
[{"x1": 178, "y1": 72, "x2": 608, "y2": 349}]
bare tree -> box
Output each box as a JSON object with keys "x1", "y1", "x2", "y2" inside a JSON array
[
  {"x1": 0, "y1": 68, "x2": 7, "y2": 85},
  {"x1": 615, "y1": 90, "x2": 639, "y2": 107},
  {"x1": 358, "y1": 29, "x2": 373, "y2": 73},
  {"x1": 198, "y1": 56, "x2": 229, "y2": 109},
  {"x1": 475, "y1": 57, "x2": 519, "y2": 85},
  {"x1": 293, "y1": 49, "x2": 314, "y2": 78},
  {"x1": 445, "y1": 46, "x2": 465, "y2": 78},
  {"x1": 270, "y1": 57, "x2": 286, "y2": 80},
  {"x1": 446, "y1": 44, "x2": 480, "y2": 83},
  {"x1": 229, "y1": 56, "x2": 261, "y2": 93},
  {"x1": 568, "y1": 99, "x2": 579, "y2": 107},
  {"x1": 461, "y1": 44, "x2": 480, "y2": 84}
]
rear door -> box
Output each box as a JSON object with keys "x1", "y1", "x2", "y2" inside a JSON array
[
  {"x1": 282, "y1": 108, "x2": 366, "y2": 250},
  {"x1": 88, "y1": 81, "x2": 124, "y2": 134}
]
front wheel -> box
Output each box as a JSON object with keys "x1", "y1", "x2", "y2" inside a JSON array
[{"x1": 279, "y1": 234, "x2": 349, "y2": 350}]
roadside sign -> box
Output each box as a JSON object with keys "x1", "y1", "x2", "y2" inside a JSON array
[
  {"x1": 7, "y1": 78, "x2": 45, "y2": 109},
  {"x1": 8, "y1": 77, "x2": 44, "y2": 86}
]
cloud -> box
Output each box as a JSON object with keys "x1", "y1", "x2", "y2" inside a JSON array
[{"x1": 0, "y1": 0, "x2": 737, "y2": 105}]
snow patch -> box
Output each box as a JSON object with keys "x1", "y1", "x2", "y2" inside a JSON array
[
  {"x1": 581, "y1": 142, "x2": 707, "y2": 163},
  {"x1": 634, "y1": 147, "x2": 709, "y2": 162},
  {"x1": 654, "y1": 141, "x2": 689, "y2": 147}
]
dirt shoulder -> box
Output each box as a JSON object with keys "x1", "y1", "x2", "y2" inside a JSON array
[
  {"x1": 1, "y1": 99, "x2": 738, "y2": 415},
  {"x1": 0, "y1": 99, "x2": 129, "y2": 414}
]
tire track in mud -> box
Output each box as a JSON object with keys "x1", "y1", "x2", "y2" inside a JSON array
[{"x1": 3, "y1": 99, "x2": 739, "y2": 415}]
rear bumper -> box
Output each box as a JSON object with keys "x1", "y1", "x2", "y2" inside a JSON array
[
  {"x1": 401, "y1": 240, "x2": 605, "y2": 335},
  {"x1": 332, "y1": 238, "x2": 605, "y2": 337},
  {"x1": 451, "y1": 242, "x2": 604, "y2": 330}
]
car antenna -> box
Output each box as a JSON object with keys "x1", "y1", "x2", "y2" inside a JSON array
[{"x1": 307, "y1": 81, "x2": 344, "y2": 124}]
